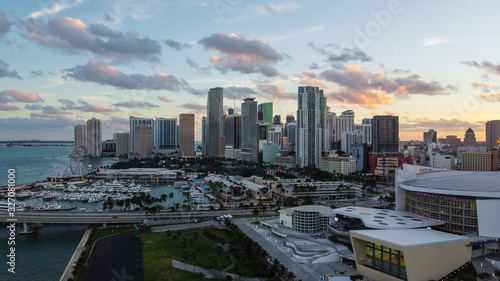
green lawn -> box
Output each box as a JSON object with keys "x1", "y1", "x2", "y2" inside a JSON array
[{"x1": 142, "y1": 229, "x2": 233, "y2": 281}]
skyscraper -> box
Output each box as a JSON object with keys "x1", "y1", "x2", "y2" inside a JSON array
[
  {"x1": 269, "y1": 125, "x2": 283, "y2": 148},
  {"x1": 241, "y1": 98, "x2": 258, "y2": 163},
  {"x1": 423, "y1": 129, "x2": 437, "y2": 144},
  {"x1": 206, "y1": 87, "x2": 224, "y2": 156},
  {"x1": 114, "y1": 132, "x2": 129, "y2": 157},
  {"x1": 224, "y1": 113, "x2": 241, "y2": 150},
  {"x1": 87, "y1": 117, "x2": 102, "y2": 157},
  {"x1": 296, "y1": 86, "x2": 327, "y2": 168},
  {"x1": 258, "y1": 102, "x2": 273, "y2": 125},
  {"x1": 179, "y1": 114, "x2": 195, "y2": 157},
  {"x1": 201, "y1": 116, "x2": 207, "y2": 155},
  {"x1": 134, "y1": 124, "x2": 153, "y2": 158},
  {"x1": 355, "y1": 118, "x2": 372, "y2": 145},
  {"x1": 74, "y1": 124, "x2": 87, "y2": 149},
  {"x1": 154, "y1": 118, "x2": 177, "y2": 152},
  {"x1": 464, "y1": 128, "x2": 476, "y2": 147},
  {"x1": 372, "y1": 115, "x2": 399, "y2": 154},
  {"x1": 129, "y1": 116, "x2": 154, "y2": 154},
  {"x1": 284, "y1": 114, "x2": 295, "y2": 137},
  {"x1": 335, "y1": 110, "x2": 355, "y2": 142},
  {"x1": 486, "y1": 120, "x2": 500, "y2": 150},
  {"x1": 286, "y1": 122, "x2": 297, "y2": 144},
  {"x1": 273, "y1": 115, "x2": 282, "y2": 126}
]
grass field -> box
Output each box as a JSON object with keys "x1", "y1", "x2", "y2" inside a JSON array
[{"x1": 142, "y1": 229, "x2": 234, "y2": 281}]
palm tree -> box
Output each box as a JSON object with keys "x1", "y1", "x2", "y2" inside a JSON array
[
  {"x1": 252, "y1": 208, "x2": 259, "y2": 221},
  {"x1": 168, "y1": 192, "x2": 174, "y2": 207}
]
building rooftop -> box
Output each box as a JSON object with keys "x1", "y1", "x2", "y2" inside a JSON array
[
  {"x1": 280, "y1": 205, "x2": 334, "y2": 217},
  {"x1": 350, "y1": 229, "x2": 472, "y2": 248},
  {"x1": 400, "y1": 170, "x2": 500, "y2": 197},
  {"x1": 333, "y1": 207, "x2": 444, "y2": 229}
]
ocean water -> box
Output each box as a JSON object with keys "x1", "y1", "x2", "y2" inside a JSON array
[{"x1": 0, "y1": 143, "x2": 188, "y2": 281}]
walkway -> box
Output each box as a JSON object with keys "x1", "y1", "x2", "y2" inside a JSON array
[
  {"x1": 59, "y1": 228, "x2": 92, "y2": 281},
  {"x1": 171, "y1": 260, "x2": 262, "y2": 281}
]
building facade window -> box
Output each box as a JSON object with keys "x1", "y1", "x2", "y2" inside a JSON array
[{"x1": 365, "y1": 242, "x2": 407, "y2": 280}]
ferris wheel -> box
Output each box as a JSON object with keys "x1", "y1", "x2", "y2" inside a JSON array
[{"x1": 69, "y1": 146, "x2": 89, "y2": 176}]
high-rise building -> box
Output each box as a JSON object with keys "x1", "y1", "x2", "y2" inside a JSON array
[
  {"x1": 461, "y1": 152, "x2": 497, "y2": 171},
  {"x1": 341, "y1": 130, "x2": 363, "y2": 154},
  {"x1": 154, "y1": 118, "x2": 177, "y2": 152},
  {"x1": 464, "y1": 128, "x2": 476, "y2": 147},
  {"x1": 201, "y1": 116, "x2": 207, "y2": 155},
  {"x1": 74, "y1": 124, "x2": 87, "y2": 149},
  {"x1": 269, "y1": 125, "x2": 283, "y2": 148},
  {"x1": 372, "y1": 115, "x2": 399, "y2": 154},
  {"x1": 486, "y1": 120, "x2": 500, "y2": 150},
  {"x1": 258, "y1": 102, "x2": 273, "y2": 125},
  {"x1": 206, "y1": 87, "x2": 224, "y2": 156},
  {"x1": 284, "y1": 114, "x2": 295, "y2": 137},
  {"x1": 263, "y1": 142, "x2": 280, "y2": 164},
  {"x1": 129, "y1": 116, "x2": 154, "y2": 154},
  {"x1": 224, "y1": 113, "x2": 241, "y2": 159},
  {"x1": 355, "y1": 118, "x2": 372, "y2": 145},
  {"x1": 114, "y1": 132, "x2": 129, "y2": 157},
  {"x1": 423, "y1": 129, "x2": 437, "y2": 144},
  {"x1": 326, "y1": 112, "x2": 336, "y2": 151},
  {"x1": 241, "y1": 98, "x2": 258, "y2": 163},
  {"x1": 296, "y1": 86, "x2": 327, "y2": 168},
  {"x1": 335, "y1": 110, "x2": 355, "y2": 142},
  {"x1": 179, "y1": 114, "x2": 195, "y2": 157},
  {"x1": 273, "y1": 115, "x2": 282, "y2": 126},
  {"x1": 134, "y1": 124, "x2": 153, "y2": 158},
  {"x1": 286, "y1": 122, "x2": 297, "y2": 144},
  {"x1": 87, "y1": 117, "x2": 102, "y2": 157},
  {"x1": 445, "y1": 135, "x2": 461, "y2": 148}
]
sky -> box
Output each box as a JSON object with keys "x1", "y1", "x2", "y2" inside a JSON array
[{"x1": 0, "y1": 0, "x2": 499, "y2": 142}]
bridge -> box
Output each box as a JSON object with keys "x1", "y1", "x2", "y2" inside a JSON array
[{"x1": 0, "y1": 209, "x2": 267, "y2": 225}]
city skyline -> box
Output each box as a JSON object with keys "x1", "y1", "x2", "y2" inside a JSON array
[{"x1": 1, "y1": 1, "x2": 500, "y2": 141}]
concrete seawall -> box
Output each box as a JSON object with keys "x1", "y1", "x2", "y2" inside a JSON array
[{"x1": 59, "y1": 228, "x2": 92, "y2": 281}]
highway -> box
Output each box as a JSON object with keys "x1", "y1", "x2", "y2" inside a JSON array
[{"x1": 0, "y1": 209, "x2": 267, "y2": 224}]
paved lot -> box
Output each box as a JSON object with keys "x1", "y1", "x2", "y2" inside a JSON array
[
  {"x1": 83, "y1": 227, "x2": 151, "y2": 281},
  {"x1": 233, "y1": 218, "x2": 358, "y2": 281}
]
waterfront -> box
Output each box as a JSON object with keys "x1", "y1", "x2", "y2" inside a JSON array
[{"x1": 0, "y1": 143, "x2": 188, "y2": 281}]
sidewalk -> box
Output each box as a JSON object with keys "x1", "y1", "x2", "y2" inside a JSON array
[
  {"x1": 59, "y1": 228, "x2": 92, "y2": 281},
  {"x1": 171, "y1": 260, "x2": 262, "y2": 281}
]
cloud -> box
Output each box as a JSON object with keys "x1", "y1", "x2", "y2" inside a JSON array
[
  {"x1": 29, "y1": 70, "x2": 45, "y2": 78},
  {"x1": 400, "y1": 117, "x2": 483, "y2": 132},
  {"x1": 113, "y1": 100, "x2": 159, "y2": 108},
  {"x1": 41, "y1": 105, "x2": 72, "y2": 115},
  {"x1": 0, "y1": 117, "x2": 83, "y2": 140},
  {"x1": 478, "y1": 93, "x2": 500, "y2": 102},
  {"x1": 462, "y1": 60, "x2": 500, "y2": 75},
  {"x1": 158, "y1": 96, "x2": 171, "y2": 102},
  {"x1": 24, "y1": 104, "x2": 43, "y2": 110},
  {"x1": 18, "y1": 17, "x2": 162, "y2": 62},
  {"x1": 471, "y1": 81, "x2": 490, "y2": 92},
  {"x1": 0, "y1": 103, "x2": 19, "y2": 111},
  {"x1": 103, "y1": 13, "x2": 113, "y2": 22},
  {"x1": 182, "y1": 103, "x2": 205, "y2": 111},
  {"x1": 319, "y1": 65, "x2": 451, "y2": 108},
  {"x1": 256, "y1": 84, "x2": 296, "y2": 101},
  {"x1": 0, "y1": 11, "x2": 11, "y2": 37},
  {"x1": 29, "y1": 0, "x2": 88, "y2": 18},
  {"x1": 0, "y1": 90, "x2": 43, "y2": 103},
  {"x1": 62, "y1": 60, "x2": 188, "y2": 91},
  {"x1": 421, "y1": 37, "x2": 451, "y2": 46},
  {"x1": 59, "y1": 99, "x2": 119, "y2": 115},
  {"x1": 309, "y1": 43, "x2": 372, "y2": 66},
  {"x1": 164, "y1": 39, "x2": 192, "y2": 51},
  {"x1": 225, "y1": 86, "x2": 258, "y2": 99},
  {"x1": 186, "y1": 57, "x2": 211, "y2": 74},
  {"x1": 297, "y1": 71, "x2": 328, "y2": 89},
  {"x1": 199, "y1": 33, "x2": 283, "y2": 77},
  {"x1": 0, "y1": 59, "x2": 21, "y2": 79}
]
